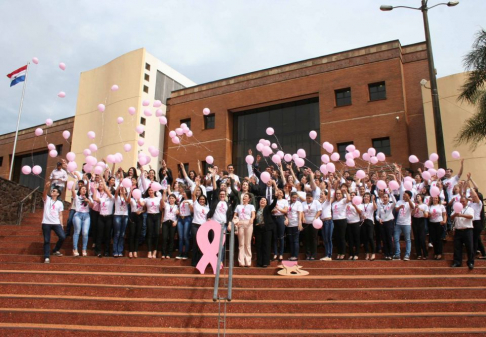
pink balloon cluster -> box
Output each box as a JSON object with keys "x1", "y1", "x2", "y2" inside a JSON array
[
  {"x1": 22, "y1": 165, "x2": 42, "y2": 175},
  {"x1": 168, "y1": 121, "x2": 193, "y2": 145}
]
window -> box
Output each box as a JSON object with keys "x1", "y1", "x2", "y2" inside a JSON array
[
  {"x1": 335, "y1": 88, "x2": 351, "y2": 107},
  {"x1": 204, "y1": 113, "x2": 215, "y2": 129},
  {"x1": 337, "y1": 141, "x2": 354, "y2": 159},
  {"x1": 56, "y1": 145, "x2": 63, "y2": 156},
  {"x1": 373, "y1": 137, "x2": 391, "y2": 156},
  {"x1": 143, "y1": 85, "x2": 149, "y2": 93},
  {"x1": 0, "y1": 157, "x2": 3, "y2": 167},
  {"x1": 141, "y1": 117, "x2": 146, "y2": 125},
  {"x1": 144, "y1": 73, "x2": 150, "y2": 82},
  {"x1": 140, "y1": 131, "x2": 145, "y2": 138},
  {"x1": 369, "y1": 81, "x2": 386, "y2": 101},
  {"x1": 201, "y1": 161, "x2": 209, "y2": 175},
  {"x1": 180, "y1": 118, "x2": 191, "y2": 130},
  {"x1": 145, "y1": 63, "x2": 151, "y2": 71}
]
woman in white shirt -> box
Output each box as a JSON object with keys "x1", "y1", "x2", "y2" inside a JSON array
[
  {"x1": 331, "y1": 188, "x2": 348, "y2": 260},
  {"x1": 128, "y1": 190, "x2": 145, "y2": 258},
  {"x1": 177, "y1": 189, "x2": 193, "y2": 260},
  {"x1": 41, "y1": 181, "x2": 65, "y2": 263},
  {"x1": 144, "y1": 187, "x2": 163, "y2": 259},
  {"x1": 376, "y1": 193, "x2": 396, "y2": 260},
  {"x1": 190, "y1": 192, "x2": 209, "y2": 267},
  {"x1": 412, "y1": 194, "x2": 429, "y2": 260},
  {"x1": 346, "y1": 192, "x2": 362, "y2": 260},
  {"x1": 319, "y1": 190, "x2": 333, "y2": 261},
  {"x1": 113, "y1": 184, "x2": 130, "y2": 257},
  {"x1": 428, "y1": 196, "x2": 447, "y2": 260},
  {"x1": 272, "y1": 189, "x2": 288, "y2": 261},
  {"x1": 359, "y1": 192, "x2": 377, "y2": 261},
  {"x1": 302, "y1": 192, "x2": 322, "y2": 260},
  {"x1": 287, "y1": 192, "x2": 303, "y2": 261},
  {"x1": 72, "y1": 184, "x2": 94, "y2": 257},
  {"x1": 161, "y1": 190, "x2": 179, "y2": 259},
  {"x1": 92, "y1": 180, "x2": 115, "y2": 258},
  {"x1": 234, "y1": 193, "x2": 256, "y2": 267}
]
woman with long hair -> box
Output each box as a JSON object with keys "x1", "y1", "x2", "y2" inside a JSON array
[
  {"x1": 412, "y1": 194, "x2": 429, "y2": 259},
  {"x1": 428, "y1": 196, "x2": 447, "y2": 260},
  {"x1": 234, "y1": 192, "x2": 256, "y2": 267},
  {"x1": 345, "y1": 191, "x2": 362, "y2": 260},
  {"x1": 272, "y1": 188, "x2": 288, "y2": 261},
  {"x1": 359, "y1": 192, "x2": 377, "y2": 261},
  {"x1": 331, "y1": 187, "x2": 348, "y2": 260},
  {"x1": 161, "y1": 189, "x2": 179, "y2": 259},
  {"x1": 128, "y1": 188, "x2": 145, "y2": 258},
  {"x1": 287, "y1": 192, "x2": 303, "y2": 261},
  {"x1": 376, "y1": 193, "x2": 396, "y2": 260},
  {"x1": 113, "y1": 183, "x2": 130, "y2": 257},
  {"x1": 190, "y1": 189, "x2": 209, "y2": 267},
  {"x1": 302, "y1": 192, "x2": 321, "y2": 260},
  {"x1": 254, "y1": 196, "x2": 278, "y2": 267},
  {"x1": 144, "y1": 187, "x2": 162, "y2": 258},
  {"x1": 72, "y1": 184, "x2": 93, "y2": 257},
  {"x1": 92, "y1": 179, "x2": 115, "y2": 257},
  {"x1": 177, "y1": 189, "x2": 193, "y2": 260}
]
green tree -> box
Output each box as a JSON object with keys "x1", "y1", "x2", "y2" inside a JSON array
[{"x1": 456, "y1": 29, "x2": 486, "y2": 149}]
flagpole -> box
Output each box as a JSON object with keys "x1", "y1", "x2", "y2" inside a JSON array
[{"x1": 9, "y1": 62, "x2": 30, "y2": 181}]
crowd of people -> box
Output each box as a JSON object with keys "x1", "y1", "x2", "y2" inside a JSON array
[{"x1": 41, "y1": 152, "x2": 485, "y2": 270}]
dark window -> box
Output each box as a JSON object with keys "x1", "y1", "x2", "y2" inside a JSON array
[
  {"x1": 369, "y1": 81, "x2": 386, "y2": 101},
  {"x1": 56, "y1": 145, "x2": 63, "y2": 156},
  {"x1": 201, "y1": 161, "x2": 209, "y2": 175},
  {"x1": 143, "y1": 85, "x2": 149, "y2": 94},
  {"x1": 144, "y1": 73, "x2": 150, "y2": 82},
  {"x1": 141, "y1": 117, "x2": 146, "y2": 125},
  {"x1": 14, "y1": 151, "x2": 48, "y2": 191},
  {"x1": 180, "y1": 118, "x2": 191, "y2": 130},
  {"x1": 140, "y1": 131, "x2": 145, "y2": 139},
  {"x1": 335, "y1": 88, "x2": 351, "y2": 107},
  {"x1": 373, "y1": 137, "x2": 391, "y2": 156},
  {"x1": 154, "y1": 71, "x2": 185, "y2": 104},
  {"x1": 204, "y1": 114, "x2": 215, "y2": 129},
  {"x1": 337, "y1": 142, "x2": 354, "y2": 159},
  {"x1": 145, "y1": 63, "x2": 151, "y2": 71},
  {"x1": 0, "y1": 157, "x2": 3, "y2": 167}
]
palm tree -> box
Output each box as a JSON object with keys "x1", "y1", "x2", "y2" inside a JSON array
[{"x1": 455, "y1": 29, "x2": 486, "y2": 149}]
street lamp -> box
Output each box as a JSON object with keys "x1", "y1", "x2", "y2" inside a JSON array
[{"x1": 380, "y1": 1, "x2": 459, "y2": 170}]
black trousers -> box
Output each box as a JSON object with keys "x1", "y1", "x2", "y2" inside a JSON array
[
  {"x1": 146, "y1": 213, "x2": 160, "y2": 252},
  {"x1": 334, "y1": 219, "x2": 347, "y2": 255},
  {"x1": 473, "y1": 220, "x2": 486, "y2": 256},
  {"x1": 362, "y1": 219, "x2": 375, "y2": 254},
  {"x1": 129, "y1": 213, "x2": 143, "y2": 253},
  {"x1": 302, "y1": 223, "x2": 318, "y2": 258},
  {"x1": 347, "y1": 222, "x2": 361, "y2": 256},
  {"x1": 375, "y1": 220, "x2": 384, "y2": 253},
  {"x1": 161, "y1": 220, "x2": 176, "y2": 256},
  {"x1": 412, "y1": 217, "x2": 427, "y2": 257},
  {"x1": 89, "y1": 209, "x2": 99, "y2": 242},
  {"x1": 382, "y1": 220, "x2": 395, "y2": 257},
  {"x1": 453, "y1": 228, "x2": 474, "y2": 266},
  {"x1": 255, "y1": 225, "x2": 273, "y2": 267},
  {"x1": 429, "y1": 221, "x2": 444, "y2": 255},
  {"x1": 191, "y1": 223, "x2": 202, "y2": 267},
  {"x1": 96, "y1": 214, "x2": 113, "y2": 255}
]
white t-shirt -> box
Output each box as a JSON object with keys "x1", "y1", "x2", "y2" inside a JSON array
[
  {"x1": 42, "y1": 196, "x2": 64, "y2": 225},
  {"x1": 453, "y1": 207, "x2": 474, "y2": 229},
  {"x1": 443, "y1": 175, "x2": 459, "y2": 200},
  {"x1": 288, "y1": 201, "x2": 303, "y2": 227},
  {"x1": 213, "y1": 201, "x2": 228, "y2": 223},
  {"x1": 320, "y1": 200, "x2": 332, "y2": 219},
  {"x1": 358, "y1": 203, "x2": 374, "y2": 221},
  {"x1": 450, "y1": 194, "x2": 461, "y2": 205},
  {"x1": 130, "y1": 199, "x2": 144, "y2": 213},
  {"x1": 346, "y1": 202, "x2": 361, "y2": 223},
  {"x1": 114, "y1": 195, "x2": 128, "y2": 216},
  {"x1": 145, "y1": 197, "x2": 162, "y2": 214},
  {"x1": 272, "y1": 199, "x2": 289, "y2": 216},
  {"x1": 99, "y1": 194, "x2": 114, "y2": 216},
  {"x1": 413, "y1": 204, "x2": 428, "y2": 218},
  {"x1": 75, "y1": 195, "x2": 92, "y2": 213},
  {"x1": 428, "y1": 204, "x2": 446, "y2": 223},
  {"x1": 49, "y1": 169, "x2": 68, "y2": 187},
  {"x1": 179, "y1": 199, "x2": 193, "y2": 217},
  {"x1": 469, "y1": 201, "x2": 483, "y2": 221},
  {"x1": 332, "y1": 198, "x2": 347, "y2": 220},
  {"x1": 235, "y1": 204, "x2": 255, "y2": 221},
  {"x1": 395, "y1": 200, "x2": 414, "y2": 226},
  {"x1": 163, "y1": 203, "x2": 178, "y2": 221},
  {"x1": 303, "y1": 200, "x2": 321, "y2": 224},
  {"x1": 193, "y1": 202, "x2": 210, "y2": 225}
]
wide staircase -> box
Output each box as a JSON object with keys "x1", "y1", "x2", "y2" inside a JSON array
[{"x1": 0, "y1": 210, "x2": 486, "y2": 336}]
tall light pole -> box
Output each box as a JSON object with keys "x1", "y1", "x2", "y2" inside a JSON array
[{"x1": 380, "y1": 1, "x2": 459, "y2": 170}]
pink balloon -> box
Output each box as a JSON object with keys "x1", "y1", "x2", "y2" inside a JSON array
[
  {"x1": 453, "y1": 202, "x2": 463, "y2": 213},
  {"x1": 266, "y1": 127, "x2": 275, "y2": 136},
  {"x1": 429, "y1": 153, "x2": 439, "y2": 162},
  {"x1": 256, "y1": 143, "x2": 264, "y2": 152},
  {"x1": 409, "y1": 155, "x2": 419, "y2": 164},
  {"x1": 128, "y1": 107, "x2": 136, "y2": 115},
  {"x1": 67, "y1": 161, "x2": 77, "y2": 172},
  {"x1": 203, "y1": 108, "x2": 211, "y2": 115},
  {"x1": 172, "y1": 137, "x2": 180, "y2": 144},
  {"x1": 345, "y1": 153, "x2": 354, "y2": 161},
  {"x1": 49, "y1": 150, "x2": 58, "y2": 158},
  {"x1": 89, "y1": 144, "x2": 98, "y2": 152},
  {"x1": 353, "y1": 150, "x2": 360, "y2": 159},
  {"x1": 157, "y1": 116, "x2": 167, "y2": 125},
  {"x1": 295, "y1": 158, "x2": 305, "y2": 168},
  {"x1": 156, "y1": 109, "x2": 164, "y2": 117},
  {"x1": 312, "y1": 218, "x2": 323, "y2": 229},
  {"x1": 320, "y1": 164, "x2": 328, "y2": 175},
  {"x1": 138, "y1": 156, "x2": 148, "y2": 166},
  {"x1": 452, "y1": 151, "x2": 460, "y2": 159},
  {"x1": 187, "y1": 131, "x2": 193, "y2": 137},
  {"x1": 326, "y1": 162, "x2": 336, "y2": 173},
  {"x1": 62, "y1": 130, "x2": 70, "y2": 139},
  {"x1": 138, "y1": 139, "x2": 145, "y2": 146},
  {"x1": 169, "y1": 131, "x2": 176, "y2": 138},
  {"x1": 284, "y1": 154, "x2": 292, "y2": 162},
  {"x1": 370, "y1": 156, "x2": 378, "y2": 164},
  {"x1": 45, "y1": 119, "x2": 53, "y2": 126},
  {"x1": 428, "y1": 168, "x2": 437, "y2": 176},
  {"x1": 175, "y1": 128, "x2": 183, "y2": 135},
  {"x1": 83, "y1": 164, "x2": 93, "y2": 173},
  {"x1": 83, "y1": 149, "x2": 91, "y2": 156},
  {"x1": 422, "y1": 171, "x2": 431, "y2": 181},
  {"x1": 309, "y1": 130, "x2": 317, "y2": 140},
  {"x1": 35, "y1": 128, "x2": 43, "y2": 136},
  {"x1": 132, "y1": 189, "x2": 142, "y2": 200},
  {"x1": 106, "y1": 155, "x2": 116, "y2": 164},
  {"x1": 321, "y1": 154, "x2": 330, "y2": 163},
  {"x1": 150, "y1": 149, "x2": 159, "y2": 157},
  {"x1": 21, "y1": 166, "x2": 31, "y2": 175},
  {"x1": 66, "y1": 152, "x2": 75, "y2": 161},
  {"x1": 32, "y1": 57, "x2": 39, "y2": 64},
  {"x1": 430, "y1": 186, "x2": 440, "y2": 198},
  {"x1": 58, "y1": 92, "x2": 66, "y2": 98},
  {"x1": 424, "y1": 160, "x2": 434, "y2": 169},
  {"x1": 345, "y1": 159, "x2": 355, "y2": 167},
  {"x1": 368, "y1": 148, "x2": 376, "y2": 157},
  {"x1": 389, "y1": 180, "x2": 400, "y2": 190},
  {"x1": 32, "y1": 165, "x2": 42, "y2": 175},
  {"x1": 324, "y1": 143, "x2": 334, "y2": 154},
  {"x1": 356, "y1": 170, "x2": 366, "y2": 179},
  {"x1": 437, "y1": 168, "x2": 446, "y2": 178},
  {"x1": 86, "y1": 156, "x2": 97, "y2": 166},
  {"x1": 376, "y1": 152, "x2": 386, "y2": 162},
  {"x1": 59, "y1": 62, "x2": 66, "y2": 70},
  {"x1": 48, "y1": 143, "x2": 56, "y2": 151},
  {"x1": 122, "y1": 178, "x2": 132, "y2": 188},
  {"x1": 272, "y1": 154, "x2": 281, "y2": 164},
  {"x1": 271, "y1": 143, "x2": 278, "y2": 149},
  {"x1": 260, "y1": 172, "x2": 271, "y2": 184},
  {"x1": 206, "y1": 156, "x2": 214, "y2": 165},
  {"x1": 151, "y1": 182, "x2": 162, "y2": 192},
  {"x1": 330, "y1": 153, "x2": 340, "y2": 162},
  {"x1": 262, "y1": 146, "x2": 272, "y2": 157},
  {"x1": 136, "y1": 125, "x2": 144, "y2": 134},
  {"x1": 346, "y1": 144, "x2": 356, "y2": 152},
  {"x1": 404, "y1": 180, "x2": 413, "y2": 191},
  {"x1": 377, "y1": 180, "x2": 387, "y2": 190},
  {"x1": 87, "y1": 131, "x2": 96, "y2": 139},
  {"x1": 124, "y1": 144, "x2": 132, "y2": 152},
  {"x1": 111, "y1": 84, "x2": 119, "y2": 91},
  {"x1": 362, "y1": 153, "x2": 370, "y2": 161},
  {"x1": 245, "y1": 155, "x2": 254, "y2": 165},
  {"x1": 144, "y1": 109, "x2": 152, "y2": 117},
  {"x1": 153, "y1": 100, "x2": 162, "y2": 108},
  {"x1": 277, "y1": 151, "x2": 284, "y2": 159},
  {"x1": 142, "y1": 100, "x2": 150, "y2": 106},
  {"x1": 352, "y1": 196, "x2": 362, "y2": 206},
  {"x1": 114, "y1": 153, "x2": 123, "y2": 163},
  {"x1": 297, "y1": 149, "x2": 306, "y2": 158},
  {"x1": 292, "y1": 154, "x2": 299, "y2": 161},
  {"x1": 98, "y1": 104, "x2": 105, "y2": 112},
  {"x1": 117, "y1": 117, "x2": 124, "y2": 124},
  {"x1": 67, "y1": 181, "x2": 74, "y2": 190}
]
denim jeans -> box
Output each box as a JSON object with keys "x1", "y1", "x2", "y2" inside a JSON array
[
  {"x1": 113, "y1": 215, "x2": 128, "y2": 255},
  {"x1": 42, "y1": 223, "x2": 66, "y2": 258},
  {"x1": 394, "y1": 224, "x2": 411, "y2": 257},
  {"x1": 321, "y1": 219, "x2": 334, "y2": 258},
  {"x1": 177, "y1": 216, "x2": 192, "y2": 257},
  {"x1": 273, "y1": 216, "x2": 286, "y2": 256},
  {"x1": 65, "y1": 209, "x2": 76, "y2": 236},
  {"x1": 287, "y1": 226, "x2": 299, "y2": 258},
  {"x1": 73, "y1": 212, "x2": 90, "y2": 251},
  {"x1": 139, "y1": 212, "x2": 148, "y2": 244}
]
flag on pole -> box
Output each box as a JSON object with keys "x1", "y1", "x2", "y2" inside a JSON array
[{"x1": 6, "y1": 65, "x2": 28, "y2": 87}]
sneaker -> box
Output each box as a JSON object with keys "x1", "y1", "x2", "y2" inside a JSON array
[
  {"x1": 393, "y1": 255, "x2": 400, "y2": 260},
  {"x1": 404, "y1": 255, "x2": 410, "y2": 261},
  {"x1": 44, "y1": 258, "x2": 50, "y2": 264},
  {"x1": 181, "y1": 256, "x2": 188, "y2": 260},
  {"x1": 176, "y1": 256, "x2": 183, "y2": 260},
  {"x1": 52, "y1": 251, "x2": 63, "y2": 257}
]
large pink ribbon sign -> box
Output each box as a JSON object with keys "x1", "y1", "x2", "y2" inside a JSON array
[{"x1": 196, "y1": 220, "x2": 226, "y2": 274}]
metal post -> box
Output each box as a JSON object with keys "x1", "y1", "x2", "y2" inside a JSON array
[
  {"x1": 213, "y1": 223, "x2": 226, "y2": 301},
  {"x1": 227, "y1": 220, "x2": 235, "y2": 301},
  {"x1": 9, "y1": 63, "x2": 30, "y2": 181},
  {"x1": 421, "y1": 0, "x2": 447, "y2": 169}
]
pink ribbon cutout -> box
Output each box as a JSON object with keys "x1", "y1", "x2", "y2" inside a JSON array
[{"x1": 196, "y1": 220, "x2": 226, "y2": 275}]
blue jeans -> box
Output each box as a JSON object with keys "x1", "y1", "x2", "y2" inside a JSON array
[
  {"x1": 273, "y1": 216, "x2": 286, "y2": 256},
  {"x1": 321, "y1": 219, "x2": 334, "y2": 258},
  {"x1": 139, "y1": 212, "x2": 148, "y2": 244},
  {"x1": 42, "y1": 223, "x2": 66, "y2": 258},
  {"x1": 177, "y1": 216, "x2": 192, "y2": 256},
  {"x1": 65, "y1": 209, "x2": 76, "y2": 236},
  {"x1": 73, "y1": 212, "x2": 90, "y2": 251},
  {"x1": 287, "y1": 226, "x2": 299, "y2": 258},
  {"x1": 113, "y1": 215, "x2": 128, "y2": 255},
  {"x1": 394, "y1": 224, "x2": 411, "y2": 257}
]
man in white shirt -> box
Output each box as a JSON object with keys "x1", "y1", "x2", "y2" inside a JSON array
[
  {"x1": 393, "y1": 191, "x2": 414, "y2": 260},
  {"x1": 443, "y1": 159, "x2": 464, "y2": 201},
  {"x1": 41, "y1": 181, "x2": 65, "y2": 263},
  {"x1": 451, "y1": 196, "x2": 475, "y2": 269},
  {"x1": 50, "y1": 162, "x2": 68, "y2": 194}
]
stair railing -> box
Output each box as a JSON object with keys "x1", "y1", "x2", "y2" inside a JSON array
[{"x1": 16, "y1": 186, "x2": 40, "y2": 225}]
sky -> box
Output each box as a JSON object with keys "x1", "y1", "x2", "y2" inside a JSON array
[{"x1": 1, "y1": 0, "x2": 484, "y2": 135}]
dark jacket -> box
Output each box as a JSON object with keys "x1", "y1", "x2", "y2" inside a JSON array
[{"x1": 255, "y1": 197, "x2": 278, "y2": 230}]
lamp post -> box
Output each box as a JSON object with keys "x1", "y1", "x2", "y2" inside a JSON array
[{"x1": 380, "y1": 1, "x2": 459, "y2": 170}]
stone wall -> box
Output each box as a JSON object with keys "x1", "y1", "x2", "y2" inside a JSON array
[{"x1": 0, "y1": 177, "x2": 43, "y2": 225}]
